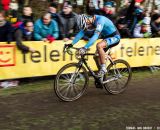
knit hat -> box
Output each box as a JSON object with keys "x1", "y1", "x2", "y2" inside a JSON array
[
  {"x1": 117, "y1": 18, "x2": 126, "y2": 24},
  {"x1": 63, "y1": 1, "x2": 72, "y2": 8},
  {"x1": 9, "y1": 2, "x2": 19, "y2": 10},
  {"x1": 142, "y1": 17, "x2": 151, "y2": 25},
  {"x1": 49, "y1": 2, "x2": 58, "y2": 8},
  {"x1": 152, "y1": 13, "x2": 160, "y2": 21},
  {"x1": 135, "y1": 8, "x2": 143, "y2": 15},
  {"x1": 104, "y1": 1, "x2": 116, "y2": 7}
]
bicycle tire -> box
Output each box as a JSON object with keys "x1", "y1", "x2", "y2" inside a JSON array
[
  {"x1": 54, "y1": 63, "x2": 89, "y2": 102},
  {"x1": 104, "y1": 59, "x2": 132, "y2": 95}
]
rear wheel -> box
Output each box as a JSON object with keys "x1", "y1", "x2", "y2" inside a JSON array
[
  {"x1": 104, "y1": 59, "x2": 132, "y2": 94},
  {"x1": 54, "y1": 63, "x2": 89, "y2": 101}
]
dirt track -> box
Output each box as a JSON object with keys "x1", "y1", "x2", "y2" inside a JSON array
[{"x1": 0, "y1": 75, "x2": 160, "y2": 130}]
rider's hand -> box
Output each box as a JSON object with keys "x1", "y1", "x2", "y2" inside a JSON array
[
  {"x1": 79, "y1": 47, "x2": 87, "y2": 55},
  {"x1": 65, "y1": 43, "x2": 73, "y2": 48},
  {"x1": 42, "y1": 38, "x2": 48, "y2": 42},
  {"x1": 63, "y1": 38, "x2": 70, "y2": 42},
  {"x1": 29, "y1": 48, "x2": 36, "y2": 53}
]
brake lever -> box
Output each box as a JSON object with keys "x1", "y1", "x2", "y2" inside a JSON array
[
  {"x1": 63, "y1": 44, "x2": 73, "y2": 55},
  {"x1": 63, "y1": 44, "x2": 67, "y2": 53}
]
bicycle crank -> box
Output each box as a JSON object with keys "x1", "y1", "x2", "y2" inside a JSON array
[{"x1": 103, "y1": 76, "x2": 120, "y2": 84}]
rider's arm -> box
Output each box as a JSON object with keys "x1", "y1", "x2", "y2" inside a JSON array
[
  {"x1": 72, "y1": 30, "x2": 85, "y2": 45},
  {"x1": 84, "y1": 21, "x2": 104, "y2": 49},
  {"x1": 84, "y1": 32, "x2": 100, "y2": 49}
]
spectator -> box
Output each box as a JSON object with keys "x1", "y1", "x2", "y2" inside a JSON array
[
  {"x1": 7, "y1": 0, "x2": 19, "y2": 24},
  {"x1": 58, "y1": 1, "x2": 78, "y2": 42},
  {"x1": 18, "y1": 6, "x2": 34, "y2": 23},
  {"x1": 87, "y1": 1, "x2": 117, "y2": 24},
  {"x1": 0, "y1": 11, "x2": 13, "y2": 43},
  {"x1": 133, "y1": 17, "x2": 152, "y2": 38},
  {"x1": 118, "y1": 0, "x2": 131, "y2": 18},
  {"x1": 86, "y1": 0, "x2": 98, "y2": 15},
  {"x1": 48, "y1": 2, "x2": 58, "y2": 22},
  {"x1": 102, "y1": 1, "x2": 117, "y2": 23},
  {"x1": 151, "y1": 13, "x2": 160, "y2": 37},
  {"x1": 14, "y1": 20, "x2": 35, "y2": 53},
  {"x1": 34, "y1": 13, "x2": 59, "y2": 42},
  {"x1": 116, "y1": 18, "x2": 132, "y2": 38},
  {"x1": 129, "y1": 6, "x2": 145, "y2": 33}
]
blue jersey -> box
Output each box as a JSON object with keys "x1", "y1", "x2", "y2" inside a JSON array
[
  {"x1": 72, "y1": 15, "x2": 118, "y2": 49},
  {"x1": 94, "y1": 15, "x2": 116, "y2": 37}
]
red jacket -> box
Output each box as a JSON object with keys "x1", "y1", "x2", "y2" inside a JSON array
[
  {"x1": 135, "y1": 0, "x2": 143, "y2": 3},
  {"x1": 1, "y1": 0, "x2": 11, "y2": 11}
]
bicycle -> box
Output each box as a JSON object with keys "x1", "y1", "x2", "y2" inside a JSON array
[{"x1": 54, "y1": 44, "x2": 132, "y2": 102}]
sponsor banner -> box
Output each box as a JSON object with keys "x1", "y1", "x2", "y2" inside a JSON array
[{"x1": 0, "y1": 38, "x2": 160, "y2": 80}]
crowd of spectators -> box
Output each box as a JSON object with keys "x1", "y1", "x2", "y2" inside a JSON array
[{"x1": 0, "y1": 0, "x2": 160, "y2": 53}]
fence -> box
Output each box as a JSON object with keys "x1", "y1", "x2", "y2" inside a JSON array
[{"x1": 0, "y1": 38, "x2": 160, "y2": 80}]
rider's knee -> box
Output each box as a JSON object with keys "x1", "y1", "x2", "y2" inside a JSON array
[{"x1": 96, "y1": 42, "x2": 103, "y2": 49}]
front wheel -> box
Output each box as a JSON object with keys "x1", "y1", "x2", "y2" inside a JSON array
[
  {"x1": 54, "y1": 63, "x2": 89, "y2": 102},
  {"x1": 104, "y1": 59, "x2": 132, "y2": 95}
]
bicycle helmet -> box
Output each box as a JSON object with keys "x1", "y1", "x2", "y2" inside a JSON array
[{"x1": 77, "y1": 14, "x2": 92, "y2": 30}]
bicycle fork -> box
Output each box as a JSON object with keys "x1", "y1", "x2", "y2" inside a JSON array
[
  {"x1": 70, "y1": 61, "x2": 83, "y2": 84},
  {"x1": 103, "y1": 59, "x2": 122, "y2": 84}
]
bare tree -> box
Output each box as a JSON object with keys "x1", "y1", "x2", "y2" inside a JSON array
[
  {"x1": 24, "y1": 0, "x2": 30, "y2": 6},
  {"x1": 155, "y1": 0, "x2": 160, "y2": 11}
]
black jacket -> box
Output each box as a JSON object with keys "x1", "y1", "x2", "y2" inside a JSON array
[
  {"x1": 151, "y1": 22, "x2": 160, "y2": 35},
  {"x1": 14, "y1": 29, "x2": 34, "y2": 53},
  {"x1": 18, "y1": 15, "x2": 34, "y2": 23},
  {"x1": 57, "y1": 12, "x2": 78, "y2": 39},
  {"x1": 0, "y1": 21, "x2": 13, "y2": 42}
]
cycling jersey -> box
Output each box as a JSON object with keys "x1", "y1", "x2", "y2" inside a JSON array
[{"x1": 72, "y1": 15, "x2": 120, "y2": 49}]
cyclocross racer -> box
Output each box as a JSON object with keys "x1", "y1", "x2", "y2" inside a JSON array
[{"x1": 66, "y1": 14, "x2": 121, "y2": 77}]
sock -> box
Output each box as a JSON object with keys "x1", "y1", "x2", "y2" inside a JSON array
[
  {"x1": 101, "y1": 64, "x2": 106, "y2": 68},
  {"x1": 101, "y1": 64, "x2": 107, "y2": 72}
]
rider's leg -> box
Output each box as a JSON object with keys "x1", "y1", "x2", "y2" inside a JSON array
[
  {"x1": 93, "y1": 51, "x2": 101, "y2": 70},
  {"x1": 96, "y1": 40, "x2": 108, "y2": 74}
]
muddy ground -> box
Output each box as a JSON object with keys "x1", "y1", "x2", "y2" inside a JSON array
[{"x1": 0, "y1": 73, "x2": 160, "y2": 130}]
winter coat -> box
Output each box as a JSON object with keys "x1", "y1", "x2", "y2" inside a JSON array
[
  {"x1": 57, "y1": 12, "x2": 78, "y2": 39},
  {"x1": 34, "y1": 19, "x2": 59, "y2": 41},
  {"x1": 18, "y1": 15, "x2": 35, "y2": 23},
  {"x1": 133, "y1": 22, "x2": 152, "y2": 38},
  {"x1": 49, "y1": 12, "x2": 59, "y2": 23},
  {"x1": 0, "y1": 21, "x2": 13, "y2": 42},
  {"x1": 151, "y1": 22, "x2": 160, "y2": 35},
  {"x1": 14, "y1": 26, "x2": 34, "y2": 53},
  {"x1": 1, "y1": 0, "x2": 10, "y2": 11}
]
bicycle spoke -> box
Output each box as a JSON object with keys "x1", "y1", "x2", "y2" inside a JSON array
[
  {"x1": 72, "y1": 85, "x2": 79, "y2": 96},
  {"x1": 63, "y1": 85, "x2": 72, "y2": 98},
  {"x1": 120, "y1": 68, "x2": 128, "y2": 73},
  {"x1": 65, "y1": 74, "x2": 71, "y2": 80},
  {"x1": 59, "y1": 83, "x2": 70, "y2": 92},
  {"x1": 105, "y1": 60, "x2": 132, "y2": 94},
  {"x1": 54, "y1": 63, "x2": 88, "y2": 101},
  {"x1": 61, "y1": 75, "x2": 70, "y2": 81}
]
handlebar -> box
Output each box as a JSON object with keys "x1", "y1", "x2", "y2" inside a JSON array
[
  {"x1": 63, "y1": 44, "x2": 111, "y2": 56},
  {"x1": 63, "y1": 44, "x2": 80, "y2": 55}
]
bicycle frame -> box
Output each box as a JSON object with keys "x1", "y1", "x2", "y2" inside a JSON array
[
  {"x1": 78, "y1": 53, "x2": 98, "y2": 79},
  {"x1": 64, "y1": 46, "x2": 120, "y2": 82}
]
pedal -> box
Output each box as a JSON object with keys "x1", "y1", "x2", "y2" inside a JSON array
[
  {"x1": 95, "y1": 81, "x2": 103, "y2": 89},
  {"x1": 103, "y1": 76, "x2": 118, "y2": 84}
]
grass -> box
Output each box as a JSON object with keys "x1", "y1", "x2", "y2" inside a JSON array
[
  {"x1": 0, "y1": 79, "x2": 53, "y2": 97},
  {"x1": 0, "y1": 69, "x2": 160, "y2": 97}
]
